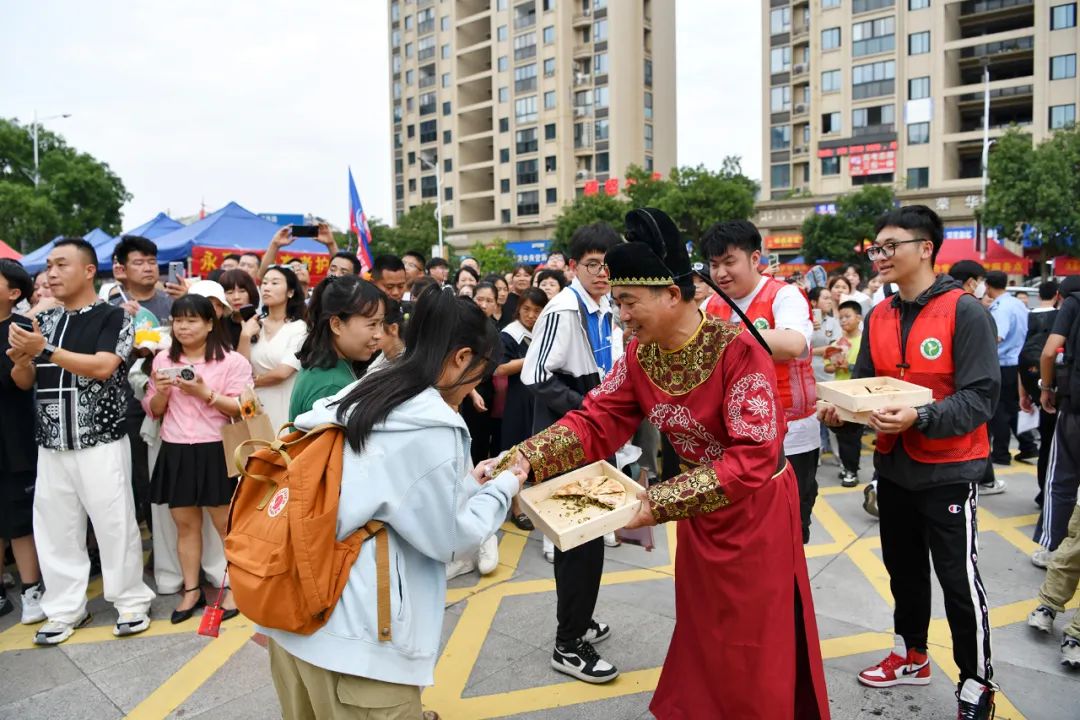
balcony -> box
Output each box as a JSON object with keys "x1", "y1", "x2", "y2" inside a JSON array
[
  {"x1": 573, "y1": 8, "x2": 592, "y2": 27},
  {"x1": 791, "y1": 22, "x2": 809, "y2": 41},
  {"x1": 573, "y1": 72, "x2": 592, "y2": 87},
  {"x1": 959, "y1": 0, "x2": 1033, "y2": 19},
  {"x1": 853, "y1": 123, "x2": 896, "y2": 137},
  {"x1": 792, "y1": 62, "x2": 809, "y2": 79},
  {"x1": 573, "y1": 104, "x2": 593, "y2": 118},
  {"x1": 792, "y1": 103, "x2": 809, "y2": 117}
]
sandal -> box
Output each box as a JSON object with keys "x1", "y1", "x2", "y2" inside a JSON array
[{"x1": 511, "y1": 513, "x2": 534, "y2": 531}]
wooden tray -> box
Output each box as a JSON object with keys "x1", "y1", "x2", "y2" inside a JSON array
[
  {"x1": 817, "y1": 376, "x2": 933, "y2": 413},
  {"x1": 519, "y1": 461, "x2": 645, "y2": 552}
]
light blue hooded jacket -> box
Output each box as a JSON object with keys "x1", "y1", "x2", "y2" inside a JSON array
[{"x1": 260, "y1": 384, "x2": 518, "y2": 686}]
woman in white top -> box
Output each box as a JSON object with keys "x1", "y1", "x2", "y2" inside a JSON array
[{"x1": 239, "y1": 265, "x2": 307, "y2": 430}]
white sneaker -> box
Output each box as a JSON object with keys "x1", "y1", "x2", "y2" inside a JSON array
[
  {"x1": 446, "y1": 557, "x2": 476, "y2": 580},
  {"x1": 603, "y1": 532, "x2": 620, "y2": 548},
  {"x1": 543, "y1": 536, "x2": 555, "y2": 563},
  {"x1": 114, "y1": 612, "x2": 150, "y2": 637},
  {"x1": 1027, "y1": 605, "x2": 1056, "y2": 633},
  {"x1": 20, "y1": 584, "x2": 46, "y2": 625},
  {"x1": 979, "y1": 478, "x2": 1007, "y2": 496},
  {"x1": 1062, "y1": 636, "x2": 1080, "y2": 669},
  {"x1": 1031, "y1": 548, "x2": 1053, "y2": 569},
  {"x1": 477, "y1": 535, "x2": 499, "y2": 576},
  {"x1": 34, "y1": 611, "x2": 91, "y2": 646}
]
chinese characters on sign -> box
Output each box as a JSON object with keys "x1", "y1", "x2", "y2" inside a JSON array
[
  {"x1": 191, "y1": 246, "x2": 330, "y2": 284},
  {"x1": 814, "y1": 203, "x2": 837, "y2": 216},
  {"x1": 848, "y1": 150, "x2": 896, "y2": 177},
  {"x1": 764, "y1": 234, "x2": 803, "y2": 251}
]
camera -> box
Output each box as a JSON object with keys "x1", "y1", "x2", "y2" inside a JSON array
[{"x1": 160, "y1": 365, "x2": 196, "y2": 382}]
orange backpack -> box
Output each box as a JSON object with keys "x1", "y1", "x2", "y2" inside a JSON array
[{"x1": 224, "y1": 424, "x2": 392, "y2": 639}]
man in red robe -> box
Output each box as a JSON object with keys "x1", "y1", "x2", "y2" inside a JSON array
[{"x1": 504, "y1": 209, "x2": 830, "y2": 719}]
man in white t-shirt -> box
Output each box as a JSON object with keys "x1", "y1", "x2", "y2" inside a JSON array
[{"x1": 702, "y1": 220, "x2": 821, "y2": 543}]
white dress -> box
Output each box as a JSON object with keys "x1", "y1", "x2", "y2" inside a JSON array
[{"x1": 249, "y1": 319, "x2": 307, "y2": 431}]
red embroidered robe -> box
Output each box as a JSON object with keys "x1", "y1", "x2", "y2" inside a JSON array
[{"x1": 516, "y1": 316, "x2": 830, "y2": 720}]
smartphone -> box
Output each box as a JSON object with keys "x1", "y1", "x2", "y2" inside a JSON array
[
  {"x1": 290, "y1": 225, "x2": 319, "y2": 238},
  {"x1": 167, "y1": 261, "x2": 185, "y2": 286},
  {"x1": 812, "y1": 309, "x2": 823, "y2": 325},
  {"x1": 12, "y1": 316, "x2": 34, "y2": 332},
  {"x1": 238, "y1": 304, "x2": 258, "y2": 322}
]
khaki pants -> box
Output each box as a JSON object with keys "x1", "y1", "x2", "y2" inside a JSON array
[
  {"x1": 1039, "y1": 504, "x2": 1080, "y2": 640},
  {"x1": 268, "y1": 639, "x2": 424, "y2": 720}
]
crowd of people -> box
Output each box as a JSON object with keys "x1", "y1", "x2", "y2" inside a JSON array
[{"x1": 1, "y1": 202, "x2": 1078, "y2": 720}]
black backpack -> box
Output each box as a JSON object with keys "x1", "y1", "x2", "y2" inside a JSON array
[
  {"x1": 1019, "y1": 308, "x2": 1058, "y2": 399},
  {"x1": 1058, "y1": 294, "x2": 1080, "y2": 413}
]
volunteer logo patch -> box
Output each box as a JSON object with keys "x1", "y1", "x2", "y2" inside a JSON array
[
  {"x1": 268, "y1": 488, "x2": 289, "y2": 518},
  {"x1": 920, "y1": 337, "x2": 943, "y2": 360},
  {"x1": 753, "y1": 317, "x2": 771, "y2": 331}
]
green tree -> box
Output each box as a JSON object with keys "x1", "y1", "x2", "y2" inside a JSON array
[
  {"x1": 655, "y1": 162, "x2": 757, "y2": 240},
  {"x1": 623, "y1": 164, "x2": 671, "y2": 209},
  {"x1": 800, "y1": 184, "x2": 895, "y2": 266},
  {"x1": 467, "y1": 239, "x2": 519, "y2": 275},
  {"x1": 551, "y1": 193, "x2": 629, "y2": 253},
  {"x1": 0, "y1": 118, "x2": 130, "y2": 252}
]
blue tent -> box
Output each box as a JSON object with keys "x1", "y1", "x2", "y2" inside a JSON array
[
  {"x1": 96, "y1": 213, "x2": 183, "y2": 271},
  {"x1": 22, "y1": 229, "x2": 112, "y2": 274},
  {"x1": 151, "y1": 201, "x2": 327, "y2": 262}
]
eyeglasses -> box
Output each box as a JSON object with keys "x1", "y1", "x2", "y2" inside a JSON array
[
  {"x1": 866, "y1": 239, "x2": 927, "y2": 262},
  {"x1": 579, "y1": 260, "x2": 609, "y2": 276}
]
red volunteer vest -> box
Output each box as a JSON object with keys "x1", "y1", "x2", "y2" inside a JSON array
[
  {"x1": 868, "y1": 288, "x2": 990, "y2": 464},
  {"x1": 706, "y1": 279, "x2": 817, "y2": 421}
]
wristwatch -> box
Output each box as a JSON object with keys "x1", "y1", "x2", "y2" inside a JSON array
[
  {"x1": 915, "y1": 405, "x2": 932, "y2": 431},
  {"x1": 1038, "y1": 378, "x2": 1056, "y2": 392},
  {"x1": 38, "y1": 342, "x2": 57, "y2": 362}
]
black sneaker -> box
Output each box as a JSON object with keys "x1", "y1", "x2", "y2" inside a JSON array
[
  {"x1": 956, "y1": 678, "x2": 996, "y2": 720},
  {"x1": 551, "y1": 640, "x2": 619, "y2": 684},
  {"x1": 580, "y1": 620, "x2": 611, "y2": 645},
  {"x1": 840, "y1": 470, "x2": 859, "y2": 488},
  {"x1": 0, "y1": 590, "x2": 12, "y2": 619}
]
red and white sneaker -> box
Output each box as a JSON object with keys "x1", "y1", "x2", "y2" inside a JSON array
[{"x1": 858, "y1": 648, "x2": 931, "y2": 688}]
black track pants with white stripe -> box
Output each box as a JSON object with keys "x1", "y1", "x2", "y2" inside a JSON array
[
  {"x1": 1034, "y1": 409, "x2": 1080, "y2": 551},
  {"x1": 878, "y1": 475, "x2": 993, "y2": 684}
]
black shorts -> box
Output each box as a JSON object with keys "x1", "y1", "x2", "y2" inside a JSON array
[{"x1": 0, "y1": 471, "x2": 35, "y2": 540}]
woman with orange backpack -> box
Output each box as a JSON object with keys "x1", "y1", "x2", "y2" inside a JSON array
[{"x1": 261, "y1": 286, "x2": 527, "y2": 719}]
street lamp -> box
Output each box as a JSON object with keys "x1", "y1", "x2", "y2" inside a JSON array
[
  {"x1": 32, "y1": 110, "x2": 73, "y2": 188},
  {"x1": 419, "y1": 155, "x2": 445, "y2": 260}
]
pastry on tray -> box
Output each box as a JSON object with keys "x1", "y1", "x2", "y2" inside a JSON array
[{"x1": 551, "y1": 476, "x2": 627, "y2": 509}]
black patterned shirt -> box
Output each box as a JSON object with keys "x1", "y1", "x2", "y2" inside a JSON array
[{"x1": 34, "y1": 302, "x2": 133, "y2": 451}]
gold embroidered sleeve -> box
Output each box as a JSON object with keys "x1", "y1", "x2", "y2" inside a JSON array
[
  {"x1": 515, "y1": 423, "x2": 587, "y2": 482},
  {"x1": 646, "y1": 464, "x2": 731, "y2": 523}
]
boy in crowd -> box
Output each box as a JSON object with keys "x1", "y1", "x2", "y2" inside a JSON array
[
  {"x1": 1019, "y1": 280, "x2": 1061, "y2": 508},
  {"x1": 426, "y1": 257, "x2": 450, "y2": 287},
  {"x1": 371, "y1": 254, "x2": 408, "y2": 302},
  {"x1": 220, "y1": 253, "x2": 242, "y2": 272},
  {"x1": 820, "y1": 205, "x2": 1000, "y2": 719},
  {"x1": 985, "y1": 271, "x2": 1035, "y2": 468},
  {"x1": 823, "y1": 300, "x2": 864, "y2": 487},
  {"x1": 8, "y1": 238, "x2": 156, "y2": 645}
]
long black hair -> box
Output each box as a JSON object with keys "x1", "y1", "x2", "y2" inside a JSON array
[
  {"x1": 335, "y1": 286, "x2": 500, "y2": 452},
  {"x1": 263, "y1": 265, "x2": 307, "y2": 322},
  {"x1": 298, "y1": 275, "x2": 385, "y2": 371},
  {"x1": 169, "y1": 294, "x2": 230, "y2": 363}
]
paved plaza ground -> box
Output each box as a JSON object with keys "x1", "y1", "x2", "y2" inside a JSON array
[{"x1": 1, "y1": 444, "x2": 1077, "y2": 719}]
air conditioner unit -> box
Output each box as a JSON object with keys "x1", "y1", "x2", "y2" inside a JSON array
[
  {"x1": 793, "y1": 63, "x2": 807, "y2": 75},
  {"x1": 574, "y1": 72, "x2": 591, "y2": 86},
  {"x1": 576, "y1": 170, "x2": 591, "y2": 180},
  {"x1": 793, "y1": 146, "x2": 807, "y2": 156},
  {"x1": 794, "y1": 103, "x2": 807, "y2": 115},
  {"x1": 574, "y1": 105, "x2": 590, "y2": 117}
]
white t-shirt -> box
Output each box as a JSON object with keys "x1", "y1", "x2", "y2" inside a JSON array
[{"x1": 730, "y1": 277, "x2": 821, "y2": 455}]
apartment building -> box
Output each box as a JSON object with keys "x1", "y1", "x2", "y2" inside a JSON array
[
  {"x1": 756, "y1": 0, "x2": 1078, "y2": 256},
  {"x1": 388, "y1": 0, "x2": 676, "y2": 251}
]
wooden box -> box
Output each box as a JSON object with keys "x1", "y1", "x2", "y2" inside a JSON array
[
  {"x1": 519, "y1": 461, "x2": 645, "y2": 552},
  {"x1": 817, "y1": 376, "x2": 933, "y2": 424}
]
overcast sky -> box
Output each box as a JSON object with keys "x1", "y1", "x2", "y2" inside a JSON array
[{"x1": 1, "y1": 1, "x2": 760, "y2": 231}]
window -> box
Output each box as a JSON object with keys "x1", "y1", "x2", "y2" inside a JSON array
[
  {"x1": 853, "y1": 0, "x2": 895, "y2": 12},
  {"x1": 501, "y1": 179, "x2": 511, "y2": 193},
  {"x1": 392, "y1": 54, "x2": 401, "y2": 74},
  {"x1": 498, "y1": 0, "x2": 508, "y2": 10},
  {"x1": 545, "y1": 155, "x2": 557, "y2": 172},
  {"x1": 770, "y1": 7, "x2": 791, "y2": 35},
  {"x1": 822, "y1": 111, "x2": 841, "y2": 134},
  {"x1": 644, "y1": 58, "x2": 653, "y2": 86},
  {"x1": 515, "y1": 1, "x2": 537, "y2": 29},
  {"x1": 408, "y1": 179, "x2": 416, "y2": 192},
  {"x1": 546, "y1": 188, "x2": 557, "y2": 204},
  {"x1": 1050, "y1": 104, "x2": 1076, "y2": 129},
  {"x1": 443, "y1": 158, "x2": 452, "y2": 172},
  {"x1": 545, "y1": 123, "x2": 556, "y2": 140},
  {"x1": 441, "y1": 15, "x2": 450, "y2": 31},
  {"x1": 498, "y1": 55, "x2": 509, "y2": 72},
  {"x1": 395, "y1": 183, "x2": 404, "y2": 200},
  {"x1": 502, "y1": 209, "x2": 512, "y2": 223},
  {"x1": 771, "y1": 46, "x2": 792, "y2": 73},
  {"x1": 1051, "y1": 3, "x2": 1076, "y2": 29},
  {"x1": 644, "y1": 91, "x2": 653, "y2": 119},
  {"x1": 393, "y1": 103, "x2": 402, "y2": 122},
  {"x1": 821, "y1": 28, "x2": 841, "y2": 51},
  {"x1": 594, "y1": 52, "x2": 609, "y2": 75},
  {"x1": 500, "y1": 148, "x2": 510, "y2": 163},
  {"x1": 499, "y1": 87, "x2": 509, "y2": 102},
  {"x1": 443, "y1": 130, "x2": 452, "y2": 143},
  {"x1": 908, "y1": 31, "x2": 930, "y2": 55},
  {"x1": 419, "y1": 120, "x2": 437, "y2": 144},
  {"x1": 392, "y1": 30, "x2": 401, "y2": 49},
  {"x1": 823, "y1": 0, "x2": 840, "y2": 6},
  {"x1": 594, "y1": 19, "x2": 607, "y2": 41},
  {"x1": 498, "y1": 25, "x2": 509, "y2": 41},
  {"x1": 444, "y1": 187, "x2": 453, "y2": 201},
  {"x1": 406, "y1": 124, "x2": 415, "y2": 139},
  {"x1": 391, "y1": 3, "x2": 400, "y2": 22},
  {"x1": 803, "y1": 124, "x2": 810, "y2": 144},
  {"x1": 442, "y1": 101, "x2": 451, "y2": 116},
  {"x1": 1051, "y1": 54, "x2": 1077, "y2": 79},
  {"x1": 595, "y1": 86, "x2": 609, "y2": 109},
  {"x1": 821, "y1": 157, "x2": 841, "y2": 176},
  {"x1": 907, "y1": 122, "x2": 929, "y2": 144},
  {"x1": 419, "y1": 62, "x2": 436, "y2": 88},
  {"x1": 544, "y1": 90, "x2": 556, "y2": 109},
  {"x1": 544, "y1": 57, "x2": 556, "y2": 76},
  {"x1": 822, "y1": 69, "x2": 841, "y2": 93},
  {"x1": 404, "y1": 15, "x2": 413, "y2": 30},
  {"x1": 405, "y1": 69, "x2": 414, "y2": 85},
  {"x1": 771, "y1": 164, "x2": 791, "y2": 188},
  {"x1": 909, "y1": 76, "x2": 930, "y2": 100},
  {"x1": 853, "y1": 103, "x2": 894, "y2": 133},
  {"x1": 419, "y1": 92, "x2": 437, "y2": 115},
  {"x1": 515, "y1": 63, "x2": 537, "y2": 93},
  {"x1": 405, "y1": 42, "x2": 413, "y2": 58},
  {"x1": 421, "y1": 175, "x2": 437, "y2": 198},
  {"x1": 771, "y1": 86, "x2": 792, "y2": 113},
  {"x1": 644, "y1": 155, "x2": 654, "y2": 172},
  {"x1": 543, "y1": 0, "x2": 555, "y2": 10},
  {"x1": 405, "y1": 97, "x2": 413, "y2": 111},
  {"x1": 514, "y1": 32, "x2": 537, "y2": 61},
  {"x1": 771, "y1": 125, "x2": 791, "y2": 150},
  {"x1": 418, "y1": 8, "x2": 435, "y2": 34},
  {"x1": 909, "y1": 0, "x2": 929, "y2": 8},
  {"x1": 518, "y1": 190, "x2": 540, "y2": 216},
  {"x1": 852, "y1": 16, "x2": 894, "y2": 57},
  {"x1": 906, "y1": 167, "x2": 929, "y2": 189},
  {"x1": 395, "y1": 158, "x2": 403, "y2": 174},
  {"x1": 644, "y1": 124, "x2": 653, "y2": 150},
  {"x1": 594, "y1": 118, "x2": 609, "y2": 140},
  {"x1": 516, "y1": 95, "x2": 538, "y2": 122},
  {"x1": 441, "y1": 44, "x2": 450, "y2": 59},
  {"x1": 852, "y1": 59, "x2": 895, "y2": 99},
  {"x1": 543, "y1": 25, "x2": 555, "y2": 44},
  {"x1": 517, "y1": 159, "x2": 539, "y2": 185},
  {"x1": 516, "y1": 127, "x2": 538, "y2": 153},
  {"x1": 500, "y1": 117, "x2": 510, "y2": 132},
  {"x1": 596, "y1": 152, "x2": 610, "y2": 173}
]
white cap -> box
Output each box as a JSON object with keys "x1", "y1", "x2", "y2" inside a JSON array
[{"x1": 187, "y1": 280, "x2": 229, "y2": 308}]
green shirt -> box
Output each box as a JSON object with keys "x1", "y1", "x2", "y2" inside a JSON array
[{"x1": 288, "y1": 359, "x2": 358, "y2": 422}]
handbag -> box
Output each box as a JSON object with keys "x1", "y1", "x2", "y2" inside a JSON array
[{"x1": 221, "y1": 388, "x2": 276, "y2": 477}]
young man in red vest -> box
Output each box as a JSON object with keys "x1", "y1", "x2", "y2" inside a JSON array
[
  {"x1": 702, "y1": 220, "x2": 821, "y2": 543},
  {"x1": 820, "y1": 205, "x2": 1000, "y2": 720}
]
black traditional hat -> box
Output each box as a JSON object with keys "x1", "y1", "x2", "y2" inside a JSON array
[{"x1": 606, "y1": 208, "x2": 693, "y2": 289}]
